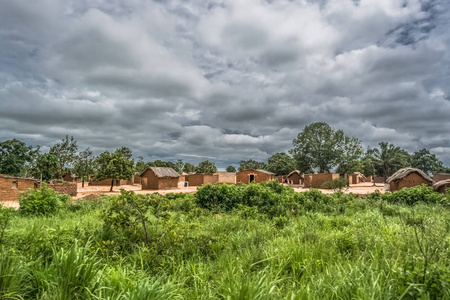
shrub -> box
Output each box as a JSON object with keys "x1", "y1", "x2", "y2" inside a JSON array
[
  {"x1": 19, "y1": 184, "x2": 69, "y2": 216},
  {"x1": 195, "y1": 183, "x2": 242, "y2": 211},
  {"x1": 321, "y1": 177, "x2": 349, "y2": 190},
  {"x1": 383, "y1": 185, "x2": 445, "y2": 205}
]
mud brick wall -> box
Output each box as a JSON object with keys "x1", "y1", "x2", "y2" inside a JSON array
[
  {"x1": 433, "y1": 173, "x2": 450, "y2": 182},
  {"x1": 303, "y1": 173, "x2": 340, "y2": 188},
  {"x1": 47, "y1": 182, "x2": 77, "y2": 196},
  {"x1": 216, "y1": 172, "x2": 236, "y2": 184},
  {"x1": 0, "y1": 175, "x2": 36, "y2": 205},
  {"x1": 236, "y1": 170, "x2": 275, "y2": 184},
  {"x1": 389, "y1": 173, "x2": 431, "y2": 192}
]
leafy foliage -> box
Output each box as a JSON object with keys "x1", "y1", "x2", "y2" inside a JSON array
[
  {"x1": 384, "y1": 185, "x2": 445, "y2": 205},
  {"x1": 49, "y1": 135, "x2": 78, "y2": 179},
  {"x1": 226, "y1": 166, "x2": 237, "y2": 173},
  {"x1": 321, "y1": 177, "x2": 349, "y2": 190},
  {"x1": 94, "y1": 148, "x2": 134, "y2": 191},
  {"x1": 73, "y1": 148, "x2": 95, "y2": 187},
  {"x1": 0, "y1": 139, "x2": 37, "y2": 177},
  {"x1": 411, "y1": 148, "x2": 445, "y2": 175},
  {"x1": 238, "y1": 159, "x2": 267, "y2": 172},
  {"x1": 196, "y1": 160, "x2": 217, "y2": 174},
  {"x1": 19, "y1": 184, "x2": 69, "y2": 216},
  {"x1": 32, "y1": 153, "x2": 59, "y2": 181},
  {"x1": 183, "y1": 163, "x2": 196, "y2": 173},
  {"x1": 267, "y1": 152, "x2": 295, "y2": 176},
  {"x1": 368, "y1": 142, "x2": 410, "y2": 181}
]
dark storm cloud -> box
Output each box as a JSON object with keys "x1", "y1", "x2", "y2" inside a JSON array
[{"x1": 1, "y1": 0, "x2": 450, "y2": 168}]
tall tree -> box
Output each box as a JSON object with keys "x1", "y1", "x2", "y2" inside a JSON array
[
  {"x1": 33, "y1": 153, "x2": 59, "y2": 181},
  {"x1": 135, "y1": 156, "x2": 148, "y2": 173},
  {"x1": 226, "y1": 166, "x2": 237, "y2": 173},
  {"x1": 336, "y1": 136, "x2": 364, "y2": 179},
  {"x1": 183, "y1": 163, "x2": 196, "y2": 173},
  {"x1": 95, "y1": 148, "x2": 134, "y2": 192},
  {"x1": 174, "y1": 159, "x2": 184, "y2": 174},
  {"x1": 49, "y1": 136, "x2": 78, "y2": 179},
  {"x1": 267, "y1": 153, "x2": 295, "y2": 176},
  {"x1": 370, "y1": 142, "x2": 410, "y2": 182},
  {"x1": 196, "y1": 160, "x2": 217, "y2": 174},
  {"x1": 290, "y1": 122, "x2": 344, "y2": 173},
  {"x1": 0, "y1": 139, "x2": 35, "y2": 176},
  {"x1": 411, "y1": 148, "x2": 444, "y2": 175},
  {"x1": 238, "y1": 160, "x2": 267, "y2": 172},
  {"x1": 73, "y1": 148, "x2": 95, "y2": 187}
]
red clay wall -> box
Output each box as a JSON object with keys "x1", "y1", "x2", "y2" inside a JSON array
[
  {"x1": 0, "y1": 176, "x2": 36, "y2": 205},
  {"x1": 389, "y1": 173, "x2": 431, "y2": 191},
  {"x1": 304, "y1": 173, "x2": 340, "y2": 188},
  {"x1": 433, "y1": 173, "x2": 450, "y2": 182},
  {"x1": 365, "y1": 176, "x2": 373, "y2": 183},
  {"x1": 157, "y1": 178, "x2": 179, "y2": 190},
  {"x1": 350, "y1": 174, "x2": 360, "y2": 185},
  {"x1": 236, "y1": 170, "x2": 275, "y2": 184},
  {"x1": 187, "y1": 174, "x2": 218, "y2": 186},
  {"x1": 437, "y1": 184, "x2": 450, "y2": 194},
  {"x1": 374, "y1": 177, "x2": 384, "y2": 184},
  {"x1": 141, "y1": 170, "x2": 179, "y2": 190},
  {"x1": 47, "y1": 182, "x2": 77, "y2": 196},
  {"x1": 119, "y1": 179, "x2": 133, "y2": 185},
  {"x1": 287, "y1": 173, "x2": 303, "y2": 185},
  {"x1": 133, "y1": 175, "x2": 141, "y2": 184},
  {"x1": 90, "y1": 179, "x2": 120, "y2": 186},
  {"x1": 216, "y1": 172, "x2": 236, "y2": 184}
]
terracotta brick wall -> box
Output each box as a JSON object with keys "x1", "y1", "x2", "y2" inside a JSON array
[
  {"x1": 365, "y1": 176, "x2": 373, "y2": 183},
  {"x1": 287, "y1": 173, "x2": 303, "y2": 185},
  {"x1": 374, "y1": 177, "x2": 384, "y2": 184},
  {"x1": 133, "y1": 174, "x2": 141, "y2": 184},
  {"x1": 216, "y1": 172, "x2": 236, "y2": 184},
  {"x1": 187, "y1": 174, "x2": 218, "y2": 186},
  {"x1": 47, "y1": 182, "x2": 77, "y2": 196},
  {"x1": 90, "y1": 179, "x2": 120, "y2": 186},
  {"x1": 0, "y1": 176, "x2": 36, "y2": 206},
  {"x1": 303, "y1": 173, "x2": 340, "y2": 188}
]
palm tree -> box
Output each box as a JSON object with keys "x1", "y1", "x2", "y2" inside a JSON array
[{"x1": 369, "y1": 142, "x2": 410, "y2": 182}]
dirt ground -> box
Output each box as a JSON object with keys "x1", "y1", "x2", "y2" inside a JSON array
[{"x1": 2, "y1": 182, "x2": 386, "y2": 209}]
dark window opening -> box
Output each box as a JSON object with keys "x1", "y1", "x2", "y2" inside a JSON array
[{"x1": 249, "y1": 175, "x2": 255, "y2": 182}]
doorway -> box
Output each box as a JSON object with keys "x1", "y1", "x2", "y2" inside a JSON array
[{"x1": 249, "y1": 174, "x2": 255, "y2": 183}]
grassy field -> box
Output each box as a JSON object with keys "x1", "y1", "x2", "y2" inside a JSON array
[{"x1": 1, "y1": 182, "x2": 449, "y2": 299}]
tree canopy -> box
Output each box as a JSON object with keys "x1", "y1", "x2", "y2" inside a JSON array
[
  {"x1": 226, "y1": 166, "x2": 237, "y2": 173},
  {"x1": 267, "y1": 153, "x2": 295, "y2": 176},
  {"x1": 196, "y1": 160, "x2": 217, "y2": 174},
  {"x1": 238, "y1": 160, "x2": 267, "y2": 172},
  {"x1": 183, "y1": 163, "x2": 196, "y2": 173},
  {"x1": 49, "y1": 136, "x2": 78, "y2": 179},
  {"x1": 95, "y1": 148, "x2": 134, "y2": 191},
  {"x1": 411, "y1": 148, "x2": 444, "y2": 175},
  {"x1": 0, "y1": 139, "x2": 36, "y2": 176},
  {"x1": 73, "y1": 148, "x2": 95, "y2": 187},
  {"x1": 368, "y1": 142, "x2": 410, "y2": 181}
]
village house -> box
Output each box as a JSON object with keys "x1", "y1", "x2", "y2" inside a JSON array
[
  {"x1": 140, "y1": 167, "x2": 180, "y2": 190},
  {"x1": 433, "y1": 179, "x2": 450, "y2": 194},
  {"x1": 286, "y1": 170, "x2": 303, "y2": 185},
  {"x1": 0, "y1": 174, "x2": 37, "y2": 206},
  {"x1": 387, "y1": 168, "x2": 433, "y2": 191},
  {"x1": 236, "y1": 169, "x2": 275, "y2": 184}
]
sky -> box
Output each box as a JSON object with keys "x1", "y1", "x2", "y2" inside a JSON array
[{"x1": 0, "y1": 0, "x2": 449, "y2": 168}]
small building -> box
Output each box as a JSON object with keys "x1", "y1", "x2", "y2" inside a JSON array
[
  {"x1": 433, "y1": 180, "x2": 450, "y2": 194},
  {"x1": 387, "y1": 168, "x2": 433, "y2": 191},
  {"x1": 236, "y1": 169, "x2": 275, "y2": 184},
  {"x1": 433, "y1": 173, "x2": 450, "y2": 182},
  {"x1": 286, "y1": 170, "x2": 303, "y2": 185},
  {"x1": 304, "y1": 173, "x2": 340, "y2": 188},
  {"x1": 187, "y1": 174, "x2": 218, "y2": 186},
  {"x1": 140, "y1": 167, "x2": 180, "y2": 190},
  {"x1": 349, "y1": 172, "x2": 366, "y2": 185},
  {"x1": 215, "y1": 171, "x2": 236, "y2": 184},
  {"x1": 63, "y1": 173, "x2": 80, "y2": 183},
  {"x1": 275, "y1": 175, "x2": 287, "y2": 183},
  {"x1": 0, "y1": 174, "x2": 37, "y2": 206}
]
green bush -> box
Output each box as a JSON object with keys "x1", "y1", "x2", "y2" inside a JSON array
[
  {"x1": 19, "y1": 184, "x2": 69, "y2": 216},
  {"x1": 321, "y1": 177, "x2": 349, "y2": 190},
  {"x1": 383, "y1": 185, "x2": 445, "y2": 205},
  {"x1": 195, "y1": 183, "x2": 243, "y2": 211}
]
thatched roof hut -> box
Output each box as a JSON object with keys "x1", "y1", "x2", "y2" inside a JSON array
[
  {"x1": 353, "y1": 172, "x2": 366, "y2": 180},
  {"x1": 433, "y1": 179, "x2": 450, "y2": 194},
  {"x1": 287, "y1": 170, "x2": 304, "y2": 185},
  {"x1": 387, "y1": 168, "x2": 433, "y2": 191},
  {"x1": 140, "y1": 167, "x2": 180, "y2": 190}
]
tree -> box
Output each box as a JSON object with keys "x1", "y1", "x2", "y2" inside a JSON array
[
  {"x1": 135, "y1": 156, "x2": 148, "y2": 173},
  {"x1": 289, "y1": 122, "x2": 344, "y2": 173},
  {"x1": 238, "y1": 160, "x2": 267, "y2": 172},
  {"x1": 95, "y1": 148, "x2": 134, "y2": 192},
  {"x1": 0, "y1": 139, "x2": 35, "y2": 176},
  {"x1": 411, "y1": 148, "x2": 444, "y2": 175},
  {"x1": 73, "y1": 148, "x2": 95, "y2": 188},
  {"x1": 49, "y1": 136, "x2": 78, "y2": 179},
  {"x1": 174, "y1": 159, "x2": 184, "y2": 174},
  {"x1": 267, "y1": 153, "x2": 295, "y2": 176},
  {"x1": 183, "y1": 163, "x2": 196, "y2": 173},
  {"x1": 336, "y1": 136, "x2": 364, "y2": 180},
  {"x1": 226, "y1": 166, "x2": 237, "y2": 173},
  {"x1": 33, "y1": 153, "x2": 59, "y2": 181},
  {"x1": 196, "y1": 160, "x2": 217, "y2": 174},
  {"x1": 370, "y1": 142, "x2": 410, "y2": 182}
]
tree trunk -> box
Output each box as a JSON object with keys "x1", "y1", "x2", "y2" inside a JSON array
[
  {"x1": 82, "y1": 178, "x2": 85, "y2": 188},
  {"x1": 110, "y1": 179, "x2": 114, "y2": 192}
]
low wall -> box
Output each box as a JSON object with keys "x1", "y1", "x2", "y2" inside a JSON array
[
  {"x1": 47, "y1": 182, "x2": 77, "y2": 196},
  {"x1": 304, "y1": 173, "x2": 340, "y2": 188},
  {"x1": 374, "y1": 177, "x2": 384, "y2": 184}
]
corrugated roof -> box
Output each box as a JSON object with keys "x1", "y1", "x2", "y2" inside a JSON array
[{"x1": 140, "y1": 167, "x2": 180, "y2": 178}]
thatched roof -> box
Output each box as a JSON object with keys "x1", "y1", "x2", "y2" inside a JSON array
[
  {"x1": 353, "y1": 172, "x2": 366, "y2": 180},
  {"x1": 140, "y1": 167, "x2": 180, "y2": 178},
  {"x1": 433, "y1": 179, "x2": 450, "y2": 191},
  {"x1": 287, "y1": 170, "x2": 303, "y2": 178},
  {"x1": 238, "y1": 169, "x2": 275, "y2": 175},
  {"x1": 386, "y1": 168, "x2": 433, "y2": 184}
]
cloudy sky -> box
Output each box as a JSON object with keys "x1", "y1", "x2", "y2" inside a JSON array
[{"x1": 1, "y1": 0, "x2": 449, "y2": 168}]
